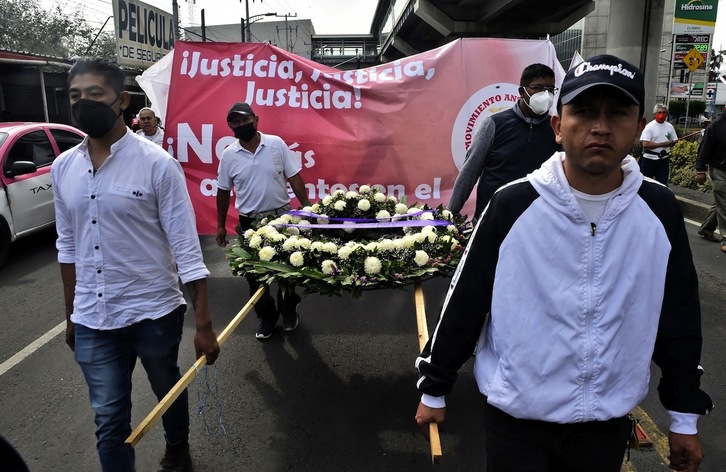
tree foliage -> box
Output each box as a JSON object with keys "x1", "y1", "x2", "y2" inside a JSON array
[
  {"x1": 668, "y1": 100, "x2": 706, "y2": 117},
  {"x1": 0, "y1": 0, "x2": 116, "y2": 59}
]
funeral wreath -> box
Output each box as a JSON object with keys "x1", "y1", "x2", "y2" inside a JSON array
[{"x1": 226, "y1": 186, "x2": 469, "y2": 297}]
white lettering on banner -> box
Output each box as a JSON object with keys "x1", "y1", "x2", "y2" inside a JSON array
[
  {"x1": 180, "y1": 52, "x2": 296, "y2": 80},
  {"x1": 244, "y1": 82, "x2": 361, "y2": 110},
  {"x1": 172, "y1": 123, "x2": 317, "y2": 167},
  {"x1": 310, "y1": 61, "x2": 436, "y2": 84},
  {"x1": 196, "y1": 178, "x2": 442, "y2": 201}
]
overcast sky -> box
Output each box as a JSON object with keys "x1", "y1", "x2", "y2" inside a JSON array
[{"x1": 45, "y1": 0, "x2": 726, "y2": 51}]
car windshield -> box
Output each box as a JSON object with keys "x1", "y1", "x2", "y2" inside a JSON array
[{"x1": 0, "y1": 132, "x2": 7, "y2": 147}]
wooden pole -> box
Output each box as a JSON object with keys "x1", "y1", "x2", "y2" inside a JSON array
[
  {"x1": 125, "y1": 286, "x2": 266, "y2": 446},
  {"x1": 414, "y1": 279, "x2": 443, "y2": 464}
]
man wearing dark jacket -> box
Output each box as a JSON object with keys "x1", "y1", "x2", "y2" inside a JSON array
[
  {"x1": 416, "y1": 55, "x2": 712, "y2": 472},
  {"x1": 695, "y1": 110, "x2": 726, "y2": 253},
  {"x1": 447, "y1": 63, "x2": 561, "y2": 221}
]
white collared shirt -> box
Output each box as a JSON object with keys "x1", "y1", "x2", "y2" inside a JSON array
[
  {"x1": 52, "y1": 129, "x2": 209, "y2": 330},
  {"x1": 136, "y1": 127, "x2": 165, "y2": 146},
  {"x1": 216, "y1": 132, "x2": 301, "y2": 214}
]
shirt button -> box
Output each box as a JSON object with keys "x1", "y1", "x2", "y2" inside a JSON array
[
  {"x1": 98, "y1": 293, "x2": 102, "y2": 297},
  {"x1": 94, "y1": 246, "x2": 99, "y2": 250},
  {"x1": 91, "y1": 195, "x2": 96, "y2": 199},
  {"x1": 97, "y1": 269, "x2": 102, "y2": 274},
  {"x1": 92, "y1": 220, "x2": 97, "y2": 224},
  {"x1": 88, "y1": 170, "x2": 91, "y2": 173}
]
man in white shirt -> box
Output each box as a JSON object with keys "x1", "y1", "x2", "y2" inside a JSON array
[
  {"x1": 53, "y1": 57, "x2": 219, "y2": 472},
  {"x1": 215, "y1": 102, "x2": 311, "y2": 340},
  {"x1": 640, "y1": 104, "x2": 678, "y2": 185},
  {"x1": 136, "y1": 107, "x2": 165, "y2": 146}
]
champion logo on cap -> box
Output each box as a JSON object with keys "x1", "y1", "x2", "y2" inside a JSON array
[{"x1": 573, "y1": 61, "x2": 636, "y2": 80}]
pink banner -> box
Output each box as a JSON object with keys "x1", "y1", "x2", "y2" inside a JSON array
[{"x1": 165, "y1": 39, "x2": 563, "y2": 234}]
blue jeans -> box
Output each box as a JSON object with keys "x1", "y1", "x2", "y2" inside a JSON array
[{"x1": 75, "y1": 306, "x2": 188, "y2": 472}]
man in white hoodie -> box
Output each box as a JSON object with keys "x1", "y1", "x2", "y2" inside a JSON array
[{"x1": 415, "y1": 55, "x2": 712, "y2": 472}]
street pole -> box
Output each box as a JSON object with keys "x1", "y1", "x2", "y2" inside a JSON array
[
  {"x1": 685, "y1": 71, "x2": 692, "y2": 133},
  {"x1": 245, "y1": 0, "x2": 251, "y2": 42},
  {"x1": 172, "y1": 0, "x2": 181, "y2": 42},
  {"x1": 241, "y1": 18, "x2": 245, "y2": 42}
]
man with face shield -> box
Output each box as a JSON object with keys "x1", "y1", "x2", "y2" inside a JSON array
[
  {"x1": 216, "y1": 102, "x2": 311, "y2": 340},
  {"x1": 640, "y1": 104, "x2": 678, "y2": 185},
  {"x1": 52, "y1": 57, "x2": 220, "y2": 472},
  {"x1": 448, "y1": 63, "x2": 561, "y2": 221}
]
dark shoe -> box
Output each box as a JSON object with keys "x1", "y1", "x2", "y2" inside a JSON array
[
  {"x1": 157, "y1": 440, "x2": 192, "y2": 472},
  {"x1": 256, "y1": 318, "x2": 277, "y2": 340},
  {"x1": 698, "y1": 230, "x2": 719, "y2": 242},
  {"x1": 282, "y1": 311, "x2": 299, "y2": 332}
]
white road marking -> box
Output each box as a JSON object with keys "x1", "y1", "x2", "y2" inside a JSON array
[{"x1": 0, "y1": 321, "x2": 65, "y2": 377}]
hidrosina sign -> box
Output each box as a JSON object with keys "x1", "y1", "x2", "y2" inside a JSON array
[{"x1": 673, "y1": 0, "x2": 719, "y2": 35}]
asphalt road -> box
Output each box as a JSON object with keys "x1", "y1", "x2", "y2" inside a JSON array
[{"x1": 0, "y1": 221, "x2": 723, "y2": 472}]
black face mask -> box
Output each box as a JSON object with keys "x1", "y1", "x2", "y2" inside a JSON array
[
  {"x1": 72, "y1": 96, "x2": 122, "y2": 138},
  {"x1": 233, "y1": 122, "x2": 257, "y2": 142}
]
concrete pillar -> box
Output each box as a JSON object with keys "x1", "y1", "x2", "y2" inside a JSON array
[{"x1": 606, "y1": 0, "x2": 666, "y2": 117}]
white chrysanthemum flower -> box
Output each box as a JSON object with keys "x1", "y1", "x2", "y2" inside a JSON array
[
  {"x1": 447, "y1": 225, "x2": 457, "y2": 233},
  {"x1": 358, "y1": 199, "x2": 371, "y2": 211},
  {"x1": 289, "y1": 251, "x2": 304, "y2": 267},
  {"x1": 337, "y1": 246, "x2": 354, "y2": 260},
  {"x1": 280, "y1": 214, "x2": 294, "y2": 224},
  {"x1": 296, "y1": 238, "x2": 312, "y2": 249},
  {"x1": 260, "y1": 218, "x2": 269, "y2": 226},
  {"x1": 378, "y1": 239, "x2": 395, "y2": 252},
  {"x1": 395, "y1": 203, "x2": 408, "y2": 215},
  {"x1": 442, "y1": 210, "x2": 452, "y2": 220},
  {"x1": 334, "y1": 200, "x2": 347, "y2": 211},
  {"x1": 364, "y1": 256, "x2": 382, "y2": 274},
  {"x1": 451, "y1": 240, "x2": 459, "y2": 249},
  {"x1": 392, "y1": 238, "x2": 406, "y2": 250},
  {"x1": 421, "y1": 212, "x2": 435, "y2": 220},
  {"x1": 365, "y1": 241, "x2": 379, "y2": 252},
  {"x1": 414, "y1": 250, "x2": 429, "y2": 266},
  {"x1": 249, "y1": 235, "x2": 262, "y2": 248},
  {"x1": 311, "y1": 203, "x2": 321, "y2": 213},
  {"x1": 317, "y1": 216, "x2": 329, "y2": 225},
  {"x1": 426, "y1": 232, "x2": 437, "y2": 243},
  {"x1": 322, "y1": 242, "x2": 338, "y2": 254},
  {"x1": 343, "y1": 221, "x2": 356, "y2": 233},
  {"x1": 321, "y1": 260, "x2": 336, "y2": 275},
  {"x1": 311, "y1": 241, "x2": 325, "y2": 252},
  {"x1": 413, "y1": 232, "x2": 427, "y2": 243},
  {"x1": 345, "y1": 241, "x2": 359, "y2": 247},
  {"x1": 302, "y1": 206, "x2": 313, "y2": 212},
  {"x1": 287, "y1": 226, "x2": 300, "y2": 236},
  {"x1": 282, "y1": 237, "x2": 298, "y2": 251},
  {"x1": 259, "y1": 246, "x2": 276, "y2": 261},
  {"x1": 376, "y1": 210, "x2": 391, "y2": 219},
  {"x1": 387, "y1": 195, "x2": 398, "y2": 203},
  {"x1": 334, "y1": 189, "x2": 346, "y2": 197},
  {"x1": 244, "y1": 229, "x2": 255, "y2": 239},
  {"x1": 439, "y1": 235, "x2": 452, "y2": 244},
  {"x1": 421, "y1": 225, "x2": 436, "y2": 234},
  {"x1": 270, "y1": 233, "x2": 286, "y2": 243},
  {"x1": 322, "y1": 195, "x2": 333, "y2": 206},
  {"x1": 359, "y1": 185, "x2": 371, "y2": 193},
  {"x1": 407, "y1": 207, "x2": 420, "y2": 215},
  {"x1": 373, "y1": 192, "x2": 386, "y2": 203},
  {"x1": 402, "y1": 235, "x2": 416, "y2": 248},
  {"x1": 345, "y1": 191, "x2": 358, "y2": 199}
]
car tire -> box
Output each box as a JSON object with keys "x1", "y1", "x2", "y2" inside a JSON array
[{"x1": 0, "y1": 220, "x2": 10, "y2": 269}]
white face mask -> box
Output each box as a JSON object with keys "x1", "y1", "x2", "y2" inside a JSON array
[{"x1": 525, "y1": 90, "x2": 554, "y2": 115}]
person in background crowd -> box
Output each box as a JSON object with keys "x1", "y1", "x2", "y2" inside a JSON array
[
  {"x1": 415, "y1": 54, "x2": 712, "y2": 472},
  {"x1": 215, "y1": 102, "x2": 311, "y2": 340},
  {"x1": 639, "y1": 104, "x2": 677, "y2": 185},
  {"x1": 447, "y1": 63, "x2": 561, "y2": 221},
  {"x1": 696, "y1": 108, "x2": 726, "y2": 253},
  {"x1": 136, "y1": 107, "x2": 164, "y2": 146},
  {"x1": 53, "y1": 57, "x2": 220, "y2": 472},
  {"x1": 130, "y1": 117, "x2": 140, "y2": 133}
]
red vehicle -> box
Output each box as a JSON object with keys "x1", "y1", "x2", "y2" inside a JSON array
[{"x1": 0, "y1": 122, "x2": 85, "y2": 268}]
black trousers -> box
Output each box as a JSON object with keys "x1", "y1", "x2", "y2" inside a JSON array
[
  {"x1": 483, "y1": 402, "x2": 632, "y2": 472},
  {"x1": 239, "y1": 215, "x2": 301, "y2": 321}
]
